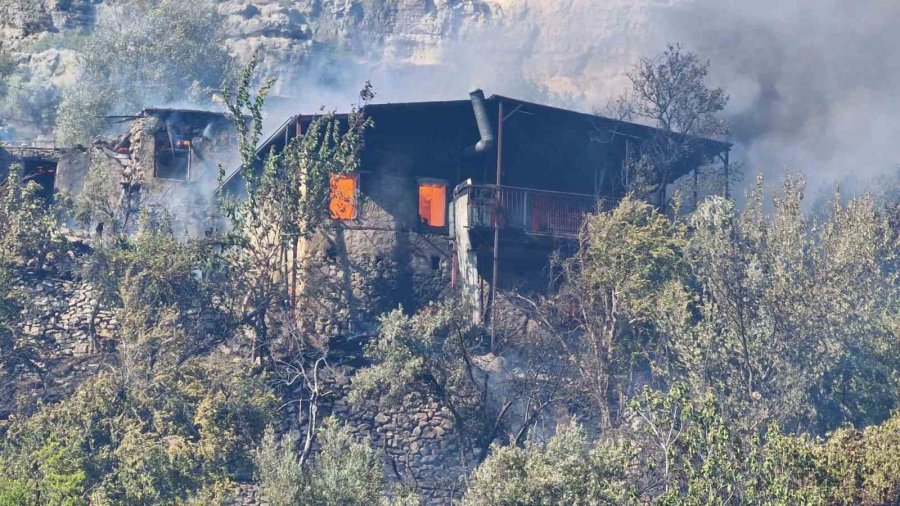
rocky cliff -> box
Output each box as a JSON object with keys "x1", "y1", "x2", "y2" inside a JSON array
[{"x1": 0, "y1": 0, "x2": 678, "y2": 123}]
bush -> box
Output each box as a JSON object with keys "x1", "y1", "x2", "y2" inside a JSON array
[
  {"x1": 0, "y1": 357, "x2": 275, "y2": 505},
  {"x1": 255, "y1": 418, "x2": 392, "y2": 506},
  {"x1": 464, "y1": 424, "x2": 635, "y2": 506}
]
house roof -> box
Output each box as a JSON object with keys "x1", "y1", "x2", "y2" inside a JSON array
[{"x1": 222, "y1": 93, "x2": 732, "y2": 190}]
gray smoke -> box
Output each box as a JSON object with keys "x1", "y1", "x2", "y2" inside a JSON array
[
  {"x1": 656, "y1": 0, "x2": 900, "y2": 197},
  {"x1": 254, "y1": 0, "x2": 899, "y2": 200}
]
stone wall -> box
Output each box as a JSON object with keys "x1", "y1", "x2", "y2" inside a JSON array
[
  {"x1": 274, "y1": 364, "x2": 477, "y2": 505},
  {"x1": 4, "y1": 270, "x2": 117, "y2": 418}
]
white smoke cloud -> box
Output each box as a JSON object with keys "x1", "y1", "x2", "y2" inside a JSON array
[{"x1": 257, "y1": 0, "x2": 671, "y2": 132}]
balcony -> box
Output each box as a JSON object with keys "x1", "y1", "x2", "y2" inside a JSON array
[{"x1": 454, "y1": 183, "x2": 597, "y2": 240}]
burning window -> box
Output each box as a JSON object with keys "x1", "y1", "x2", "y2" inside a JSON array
[
  {"x1": 155, "y1": 136, "x2": 191, "y2": 181},
  {"x1": 330, "y1": 173, "x2": 358, "y2": 220},
  {"x1": 418, "y1": 180, "x2": 447, "y2": 227}
]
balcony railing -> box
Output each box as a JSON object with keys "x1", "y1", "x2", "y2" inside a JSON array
[{"x1": 455, "y1": 183, "x2": 597, "y2": 239}]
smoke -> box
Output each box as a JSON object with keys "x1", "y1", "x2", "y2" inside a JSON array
[
  {"x1": 258, "y1": 0, "x2": 899, "y2": 201},
  {"x1": 257, "y1": 0, "x2": 668, "y2": 133},
  {"x1": 654, "y1": 0, "x2": 900, "y2": 198}
]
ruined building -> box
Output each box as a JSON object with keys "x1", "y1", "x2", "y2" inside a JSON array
[
  {"x1": 223, "y1": 91, "x2": 731, "y2": 336},
  {"x1": 0, "y1": 107, "x2": 238, "y2": 237}
]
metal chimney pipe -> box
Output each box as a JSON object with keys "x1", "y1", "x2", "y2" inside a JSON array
[{"x1": 466, "y1": 89, "x2": 495, "y2": 155}]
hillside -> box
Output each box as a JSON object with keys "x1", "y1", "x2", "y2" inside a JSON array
[{"x1": 1, "y1": 1, "x2": 899, "y2": 505}]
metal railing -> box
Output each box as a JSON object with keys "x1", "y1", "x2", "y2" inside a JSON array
[{"x1": 455, "y1": 183, "x2": 597, "y2": 239}]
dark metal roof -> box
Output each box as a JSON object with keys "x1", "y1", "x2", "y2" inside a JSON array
[{"x1": 222, "y1": 93, "x2": 732, "y2": 190}]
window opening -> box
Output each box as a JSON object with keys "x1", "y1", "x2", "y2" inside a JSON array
[
  {"x1": 418, "y1": 180, "x2": 447, "y2": 227},
  {"x1": 155, "y1": 133, "x2": 191, "y2": 181},
  {"x1": 21, "y1": 159, "x2": 56, "y2": 203},
  {"x1": 330, "y1": 173, "x2": 358, "y2": 220}
]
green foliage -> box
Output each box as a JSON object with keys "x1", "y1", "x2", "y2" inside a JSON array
[
  {"x1": 79, "y1": 217, "x2": 235, "y2": 365},
  {"x1": 681, "y1": 176, "x2": 900, "y2": 431},
  {"x1": 255, "y1": 418, "x2": 394, "y2": 506},
  {"x1": 309, "y1": 419, "x2": 384, "y2": 506},
  {"x1": 628, "y1": 385, "x2": 745, "y2": 504},
  {"x1": 466, "y1": 386, "x2": 900, "y2": 505},
  {"x1": 255, "y1": 426, "x2": 305, "y2": 506},
  {"x1": 350, "y1": 302, "x2": 483, "y2": 438},
  {"x1": 57, "y1": 0, "x2": 232, "y2": 145},
  {"x1": 74, "y1": 151, "x2": 144, "y2": 237},
  {"x1": 0, "y1": 358, "x2": 275, "y2": 505},
  {"x1": 464, "y1": 424, "x2": 635, "y2": 505},
  {"x1": 547, "y1": 195, "x2": 689, "y2": 427},
  {"x1": 0, "y1": 166, "x2": 70, "y2": 270},
  {"x1": 217, "y1": 53, "x2": 373, "y2": 356}
]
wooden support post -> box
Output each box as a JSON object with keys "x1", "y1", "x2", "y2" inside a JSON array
[
  {"x1": 724, "y1": 150, "x2": 730, "y2": 199},
  {"x1": 693, "y1": 166, "x2": 699, "y2": 209},
  {"x1": 490, "y1": 101, "x2": 504, "y2": 352}
]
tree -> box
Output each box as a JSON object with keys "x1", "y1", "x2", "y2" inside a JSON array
[
  {"x1": 465, "y1": 383, "x2": 900, "y2": 505},
  {"x1": 74, "y1": 149, "x2": 149, "y2": 239},
  {"x1": 608, "y1": 44, "x2": 729, "y2": 207},
  {"x1": 0, "y1": 167, "x2": 71, "y2": 415},
  {"x1": 349, "y1": 303, "x2": 491, "y2": 452},
  {"x1": 0, "y1": 166, "x2": 70, "y2": 270},
  {"x1": 680, "y1": 176, "x2": 900, "y2": 432},
  {"x1": 217, "y1": 53, "x2": 372, "y2": 359},
  {"x1": 0, "y1": 357, "x2": 275, "y2": 505},
  {"x1": 56, "y1": 0, "x2": 232, "y2": 145},
  {"x1": 536, "y1": 196, "x2": 689, "y2": 428}
]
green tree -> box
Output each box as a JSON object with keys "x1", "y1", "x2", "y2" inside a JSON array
[
  {"x1": 545, "y1": 195, "x2": 689, "y2": 428},
  {"x1": 680, "y1": 177, "x2": 900, "y2": 431},
  {"x1": 0, "y1": 166, "x2": 70, "y2": 415},
  {"x1": 254, "y1": 418, "x2": 399, "y2": 506},
  {"x1": 0, "y1": 358, "x2": 274, "y2": 505},
  {"x1": 350, "y1": 301, "x2": 506, "y2": 457},
  {"x1": 56, "y1": 0, "x2": 232, "y2": 145},
  {"x1": 217, "y1": 53, "x2": 372, "y2": 358},
  {"x1": 0, "y1": 166, "x2": 70, "y2": 270}
]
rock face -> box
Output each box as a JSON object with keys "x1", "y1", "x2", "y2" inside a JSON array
[
  {"x1": 2, "y1": 0, "x2": 685, "y2": 118},
  {"x1": 0, "y1": 0, "x2": 99, "y2": 53}
]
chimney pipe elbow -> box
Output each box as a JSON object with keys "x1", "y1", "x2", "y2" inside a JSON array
[{"x1": 466, "y1": 89, "x2": 496, "y2": 155}]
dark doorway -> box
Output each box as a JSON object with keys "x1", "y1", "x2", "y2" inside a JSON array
[{"x1": 22, "y1": 159, "x2": 57, "y2": 203}]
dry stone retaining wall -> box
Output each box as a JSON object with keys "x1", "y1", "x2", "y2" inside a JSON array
[
  {"x1": 275, "y1": 364, "x2": 477, "y2": 505},
  {"x1": 6, "y1": 270, "x2": 117, "y2": 417}
]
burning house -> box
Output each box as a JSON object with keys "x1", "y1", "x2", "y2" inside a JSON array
[
  {"x1": 223, "y1": 91, "x2": 731, "y2": 335},
  {"x1": 2, "y1": 92, "x2": 728, "y2": 335}
]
